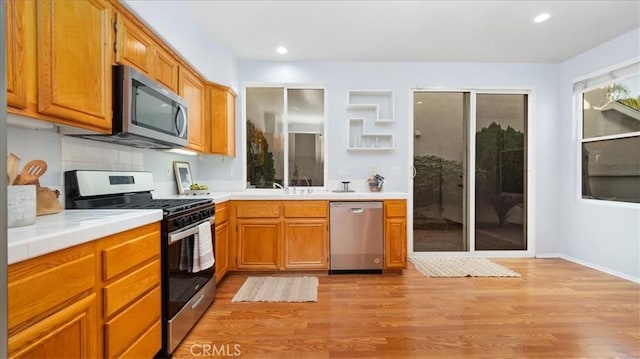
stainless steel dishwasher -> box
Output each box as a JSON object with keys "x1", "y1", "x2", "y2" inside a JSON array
[{"x1": 329, "y1": 202, "x2": 383, "y2": 273}]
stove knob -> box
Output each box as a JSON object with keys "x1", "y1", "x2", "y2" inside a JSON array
[{"x1": 174, "y1": 219, "x2": 180, "y2": 227}]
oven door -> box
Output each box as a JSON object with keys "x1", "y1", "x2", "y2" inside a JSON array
[{"x1": 165, "y1": 217, "x2": 215, "y2": 320}]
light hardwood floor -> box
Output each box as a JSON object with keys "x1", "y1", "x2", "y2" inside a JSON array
[{"x1": 173, "y1": 259, "x2": 639, "y2": 358}]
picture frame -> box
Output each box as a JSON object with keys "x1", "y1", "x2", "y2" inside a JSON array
[{"x1": 173, "y1": 161, "x2": 193, "y2": 194}]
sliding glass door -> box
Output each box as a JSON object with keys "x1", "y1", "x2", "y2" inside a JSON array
[
  {"x1": 412, "y1": 91, "x2": 528, "y2": 253},
  {"x1": 413, "y1": 92, "x2": 469, "y2": 252},
  {"x1": 475, "y1": 94, "x2": 527, "y2": 250}
]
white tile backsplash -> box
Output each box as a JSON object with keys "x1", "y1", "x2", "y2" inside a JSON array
[{"x1": 61, "y1": 137, "x2": 144, "y2": 174}]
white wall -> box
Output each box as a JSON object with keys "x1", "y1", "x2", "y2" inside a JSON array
[
  {"x1": 237, "y1": 60, "x2": 563, "y2": 255},
  {"x1": 558, "y1": 28, "x2": 640, "y2": 281},
  {"x1": 121, "y1": 0, "x2": 238, "y2": 90}
]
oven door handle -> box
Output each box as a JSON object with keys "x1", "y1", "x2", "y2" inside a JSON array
[{"x1": 168, "y1": 216, "x2": 214, "y2": 245}]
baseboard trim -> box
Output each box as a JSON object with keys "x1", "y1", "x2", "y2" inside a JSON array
[
  {"x1": 535, "y1": 253, "x2": 561, "y2": 258},
  {"x1": 560, "y1": 255, "x2": 640, "y2": 284}
]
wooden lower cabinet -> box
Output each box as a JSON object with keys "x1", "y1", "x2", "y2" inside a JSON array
[
  {"x1": 99, "y1": 222, "x2": 161, "y2": 359},
  {"x1": 384, "y1": 200, "x2": 408, "y2": 269},
  {"x1": 8, "y1": 241, "x2": 98, "y2": 359},
  {"x1": 9, "y1": 294, "x2": 98, "y2": 359},
  {"x1": 283, "y1": 219, "x2": 328, "y2": 270},
  {"x1": 236, "y1": 219, "x2": 281, "y2": 270},
  {"x1": 7, "y1": 222, "x2": 162, "y2": 359},
  {"x1": 215, "y1": 202, "x2": 230, "y2": 282},
  {"x1": 215, "y1": 221, "x2": 230, "y2": 282},
  {"x1": 233, "y1": 200, "x2": 329, "y2": 271}
]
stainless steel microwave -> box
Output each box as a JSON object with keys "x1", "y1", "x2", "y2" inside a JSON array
[
  {"x1": 112, "y1": 65, "x2": 188, "y2": 149},
  {"x1": 63, "y1": 65, "x2": 189, "y2": 149}
]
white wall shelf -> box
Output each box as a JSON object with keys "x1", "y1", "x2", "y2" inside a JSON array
[
  {"x1": 347, "y1": 90, "x2": 394, "y2": 122},
  {"x1": 347, "y1": 118, "x2": 394, "y2": 150},
  {"x1": 346, "y1": 90, "x2": 395, "y2": 150}
]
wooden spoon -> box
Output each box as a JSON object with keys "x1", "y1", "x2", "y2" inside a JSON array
[{"x1": 17, "y1": 160, "x2": 47, "y2": 185}]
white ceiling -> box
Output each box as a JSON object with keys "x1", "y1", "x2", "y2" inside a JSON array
[{"x1": 184, "y1": 0, "x2": 640, "y2": 63}]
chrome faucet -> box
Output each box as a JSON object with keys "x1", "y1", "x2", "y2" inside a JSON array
[
  {"x1": 273, "y1": 182, "x2": 288, "y2": 193},
  {"x1": 302, "y1": 177, "x2": 310, "y2": 186}
]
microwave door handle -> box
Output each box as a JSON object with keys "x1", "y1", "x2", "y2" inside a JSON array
[{"x1": 175, "y1": 105, "x2": 187, "y2": 138}]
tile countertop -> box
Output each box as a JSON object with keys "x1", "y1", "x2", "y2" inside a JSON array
[
  {"x1": 7, "y1": 191, "x2": 406, "y2": 265},
  {"x1": 157, "y1": 190, "x2": 408, "y2": 203},
  {"x1": 7, "y1": 209, "x2": 163, "y2": 265}
]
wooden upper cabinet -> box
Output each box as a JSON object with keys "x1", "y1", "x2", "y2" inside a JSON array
[
  {"x1": 114, "y1": 12, "x2": 153, "y2": 74},
  {"x1": 209, "y1": 84, "x2": 236, "y2": 156},
  {"x1": 6, "y1": 0, "x2": 27, "y2": 109},
  {"x1": 36, "y1": 0, "x2": 112, "y2": 132},
  {"x1": 153, "y1": 45, "x2": 178, "y2": 92},
  {"x1": 114, "y1": 11, "x2": 178, "y2": 92},
  {"x1": 178, "y1": 67, "x2": 205, "y2": 152}
]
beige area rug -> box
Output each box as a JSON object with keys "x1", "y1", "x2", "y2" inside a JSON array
[
  {"x1": 409, "y1": 257, "x2": 520, "y2": 277},
  {"x1": 232, "y1": 276, "x2": 319, "y2": 302}
]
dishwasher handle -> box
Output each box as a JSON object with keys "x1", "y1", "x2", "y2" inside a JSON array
[{"x1": 351, "y1": 208, "x2": 364, "y2": 214}]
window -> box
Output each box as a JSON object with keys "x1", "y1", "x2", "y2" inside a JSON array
[
  {"x1": 577, "y1": 63, "x2": 640, "y2": 204},
  {"x1": 245, "y1": 86, "x2": 325, "y2": 189}
]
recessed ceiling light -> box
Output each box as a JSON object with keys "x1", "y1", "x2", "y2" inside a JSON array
[
  {"x1": 276, "y1": 46, "x2": 288, "y2": 54},
  {"x1": 534, "y1": 13, "x2": 551, "y2": 23}
]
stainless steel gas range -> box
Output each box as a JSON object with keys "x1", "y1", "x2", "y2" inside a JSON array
[{"x1": 65, "y1": 170, "x2": 216, "y2": 357}]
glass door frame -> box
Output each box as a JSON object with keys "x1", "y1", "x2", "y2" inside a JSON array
[{"x1": 408, "y1": 88, "x2": 534, "y2": 258}]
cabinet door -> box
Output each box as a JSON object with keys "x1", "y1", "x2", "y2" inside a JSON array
[
  {"x1": 179, "y1": 67, "x2": 205, "y2": 152},
  {"x1": 384, "y1": 217, "x2": 407, "y2": 269},
  {"x1": 283, "y1": 219, "x2": 328, "y2": 270},
  {"x1": 9, "y1": 294, "x2": 98, "y2": 359},
  {"x1": 215, "y1": 221, "x2": 230, "y2": 283},
  {"x1": 236, "y1": 219, "x2": 280, "y2": 270},
  {"x1": 6, "y1": 0, "x2": 27, "y2": 109},
  {"x1": 115, "y1": 13, "x2": 153, "y2": 74},
  {"x1": 37, "y1": 0, "x2": 112, "y2": 132},
  {"x1": 153, "y1": 45, "x2": 178, "y2": 92},
  {"x1": 209, "y1": 85, "x2": 236, "y2": 156}
]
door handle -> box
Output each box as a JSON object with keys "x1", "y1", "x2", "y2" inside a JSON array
[{"x1": 412, "y1": 166, "x2": 417, "y2": 178}]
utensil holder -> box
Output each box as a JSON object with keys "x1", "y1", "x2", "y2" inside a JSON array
[{"x1": 7, "y1": 185, "x2": 36, "y2": 227}]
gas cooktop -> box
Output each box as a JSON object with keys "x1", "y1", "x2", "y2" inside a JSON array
[{"x1": 64, "y1": 170, "x2": 213, "y2": 215}]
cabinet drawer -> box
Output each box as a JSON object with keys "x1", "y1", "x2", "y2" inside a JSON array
[
  {"x1": 236, "y1": 202, "x2": 280, "y2": 218},
  {"x1": 384, "y1": 200, "x2": 406, "y2": 218},
  {"x1": 118, "y1": 320, "x2": 161, "y2": 359},
  {"x1": 8, "y1": 243, "x2": 96, "y2": 331},
  {"x1": 283, "y1": 201, "x2": 327, "y2": 218},
  {"x1": 105, "y1": 286, "x2": 161, "y2": 359},
  {"x1": 103, "y1": 259, "x2": 160, "y2": 318},
  {"x1": 215, "y1": 203, "x2": 229, "y2": 225},
  {"x1": 102, "y1": 224, "x2": 160, "y2": 281}
]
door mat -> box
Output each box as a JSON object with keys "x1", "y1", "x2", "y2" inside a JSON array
[
  {"x1": 409, "y1": 257, "x2": 520, "y2": 277},
  {"x1": 232, "y1": 276, "x2": 319, "y2": 302}
]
